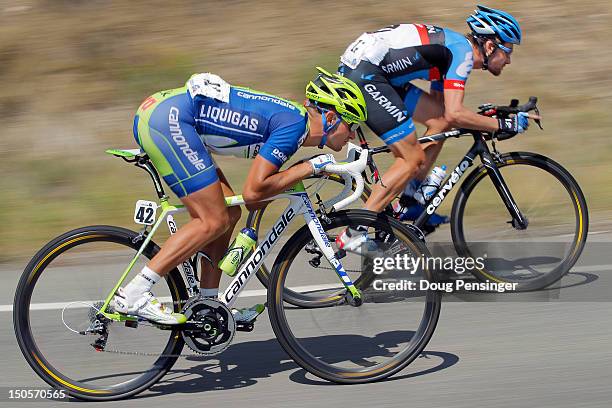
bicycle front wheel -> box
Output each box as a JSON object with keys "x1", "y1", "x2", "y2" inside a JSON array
[
  {"x1": 268, "y1": 210, "x2": 441, "y2": 383},
  {"x1": 451, "y1": 152, "x2": 588, "y2": 291},
  {"x1": 14, "y1": 226, "x2": 188, "y2": 401}
]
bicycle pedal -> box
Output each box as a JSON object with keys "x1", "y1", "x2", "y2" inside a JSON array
[
  {"x1": 125, "y1": 320, "x2": 138, "y2": 329},
  {"x1": 236, "y1": 322, "x2": 254, "y2": 332}
]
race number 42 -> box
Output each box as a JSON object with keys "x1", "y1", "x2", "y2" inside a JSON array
[{"x1": 134, "y1": 200, "x2": 157, "y2": 225}]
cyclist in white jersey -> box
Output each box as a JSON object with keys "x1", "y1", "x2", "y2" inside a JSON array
[{"x1": 336, "y1": 5, "x2": 541, "y2": 250}]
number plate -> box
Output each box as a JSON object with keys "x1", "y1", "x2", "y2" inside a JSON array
[
  {"x1": 134, "y1": 200, "x2": 157, "y2": 225},
  {"x1": 187, "y1": 73, "x2": 230, "y2": 102},
  {"x1": 340, "y1": 33, "x2": 375, "y2": 69}
]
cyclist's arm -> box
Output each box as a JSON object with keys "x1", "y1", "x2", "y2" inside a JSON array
[
  {"x1": 242, "y1": 156, "x2": 311, "y2": 210},
  {"x1": 440, "y1": 31, "x2": 500, "y2": 132},
  {"x1": 243, "y1": 113, "x2": 309, "y2": 209},
  {"x1": 443, "y1": 89, "x2": 499, "y2": 132}
]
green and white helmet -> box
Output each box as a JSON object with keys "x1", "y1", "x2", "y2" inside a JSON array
[{"x1": 305, "y1": 67, "x2": 367, "y2": 124}]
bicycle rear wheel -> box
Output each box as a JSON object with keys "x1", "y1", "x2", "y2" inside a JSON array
[
  {"x1": 451, "y1": 152, "x2": 588, "y2": 291},
  {"x1": 268, "y1": 210, "x2": 441, "y2": 383},
  {"x1": 13, "y1": 226, "x2": 188, "y2": 401}
]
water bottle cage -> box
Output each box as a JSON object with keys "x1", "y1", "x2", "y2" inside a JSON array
[
  {"x1": 416, "y1": 182, "x2": 439, "y2": 203},
  {"x1": 219, "y1": 229, "x2": 257, "y2": 276}
]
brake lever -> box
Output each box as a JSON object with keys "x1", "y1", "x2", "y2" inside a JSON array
[
  {"x1": 533, "y1": 107, "x2": 543, "y2": 130},
  {"x1": 368, "y1": 155, "x2": 386, "y2": 188},
  {"x1": 362, "y1": 170, "x2": 372, "y2": 185}
]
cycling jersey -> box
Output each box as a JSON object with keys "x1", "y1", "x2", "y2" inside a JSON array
[
  {"x1": 133, "y1": 74, "x2": 308, "y2": 198},
  {"x1": 339, "y1": 24, "x2": 473, "y2": 144}
]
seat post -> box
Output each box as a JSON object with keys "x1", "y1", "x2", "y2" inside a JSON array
[{"x1": 135, "y1": 156, "x2": 166, "y2": 199}]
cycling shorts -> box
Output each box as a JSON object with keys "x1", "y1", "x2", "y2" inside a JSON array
[
  {"x1": 133, "y1": 87, "x2": 219, "y2": 198},
  {"x1": 340, "y1": 61, "x2": 422, "y2": 145}
]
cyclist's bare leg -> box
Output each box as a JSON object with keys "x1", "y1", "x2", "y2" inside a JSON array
[
  {"x1": 412, "y1": 91, "x2": 451, "y2": 180},
  {"x1": 147, "y1": 180, "x2": 231, "y2": 276},
  {"x1": 365, "y1": 134, "x2": 425, "y2": 212},
  {"x1": 199, "y1": 169, "x2": 241, "y2": 290}
]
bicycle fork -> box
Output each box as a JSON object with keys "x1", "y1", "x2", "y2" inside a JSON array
[
  {"x1": 299, "y1": 195, "x2": 363, "y2": 306},
  {"x1": 480, "y1": 150, "x2": 529, "y2": 230}
]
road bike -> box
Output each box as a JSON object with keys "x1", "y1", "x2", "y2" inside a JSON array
[
  {"x1": 250, "y1": 97, "x2": 588, "y2": 292},
  {"x1": 14, "y1": 146, "x2": 441, "y2": 400}
]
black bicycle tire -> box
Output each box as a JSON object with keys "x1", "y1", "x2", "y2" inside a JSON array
[
  {"x1": 13, "y1": 225, "x2": 188, "y2": 401},
  {"x1": 248, "y1": 174, "x2": 373, "y2": 308},
  {"x1": 267, "y1": 210, "x2": 441, "y2": 383},
  {"x1": 450, "y1": 152, "x2": 589, "y2": 291}
]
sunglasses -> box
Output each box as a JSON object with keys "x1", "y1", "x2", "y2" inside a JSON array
[{"x1": 496, "y1": 42, "x2": 513, "y2": 56}]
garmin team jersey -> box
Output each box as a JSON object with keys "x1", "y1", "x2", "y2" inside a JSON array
[{"x1": 341, "y1": 24, "x2": 474, "y2": 91}]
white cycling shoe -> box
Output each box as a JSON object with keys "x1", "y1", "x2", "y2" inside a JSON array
[
  {"x1": 113, "y1": 288, "x2": 187, "y2": 325},
  {"x1": 336, "y1": 227, "x2": 379, "y2": 254},
  {"x1": 232, "y1": 304, "x2": 265, "y2": 324}
]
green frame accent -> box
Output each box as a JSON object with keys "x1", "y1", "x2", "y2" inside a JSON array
[
  {"x1": 97, "y1": 178, "x2": 359, "y2": 322},
  {"x1": 99, "y1": 197, "x2": 184, "y2": 321}
]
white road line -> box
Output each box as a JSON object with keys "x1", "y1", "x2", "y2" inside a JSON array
[
  {"x1": 557, "y1": 230, "x2": 612, "y2": 238},
  {"x1": 4, "y1": 265, "x2": 610, "y2": 313},
  {"x1": 568, "y1": 264, "x2": 611, "y2": 273},
  {"x1": 1, "y1": 283, "x2": 343, "y2": 312}
]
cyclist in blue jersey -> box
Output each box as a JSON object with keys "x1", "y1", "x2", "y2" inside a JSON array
[
  {"x1": 113, "y1": 68, "x2": 367, "y2": 325},
  {"x1": 336, "y1": 5, "x2": 540, "y2": 250}
]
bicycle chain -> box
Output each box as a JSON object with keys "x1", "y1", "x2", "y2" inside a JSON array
[
  {"x1": 96, "y1": 320, "x2": 234, "y2": 358},
  {"x1": 89, "y1": 300, "x2": 229, "y2": 358}
]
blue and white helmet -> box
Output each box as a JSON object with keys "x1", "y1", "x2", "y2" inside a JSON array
[{"x1": 467, "y1": 5, "x2": 522, "y2": 45}]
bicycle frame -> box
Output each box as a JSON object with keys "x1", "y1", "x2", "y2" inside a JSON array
[
  {"x1": 98, "y1": 180, "x2": 361, "y2": 321},
  {"x1": 360, "y1": 129, "x2": 527, "y2": 232},
  {"x1": 414, "y1": 133, "x2": 527, "y2": 230}
]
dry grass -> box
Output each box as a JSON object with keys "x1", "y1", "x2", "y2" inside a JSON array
[{"x1": 1, "y1": 0, "x2": 611, "y2": 262}]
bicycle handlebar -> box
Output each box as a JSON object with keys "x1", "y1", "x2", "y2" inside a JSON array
[
  {"x1": 478, "y1": 96, "x2": 543, "y2": 140},
  {"x1": 495, "y1": 96, "x2": 538, "y2": 115},
  {"x1": 324, "y1": 149, "x2": 369, "y2": 211},
  {"x1": 479, "y1": 96, "x2": 539, "y2": 115}
]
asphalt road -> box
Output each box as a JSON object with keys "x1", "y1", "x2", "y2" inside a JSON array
[{"x1": 1, "y1": 227, "x2": 611, "y2": 408}]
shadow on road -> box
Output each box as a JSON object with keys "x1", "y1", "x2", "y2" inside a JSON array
[
  {"x1": 289, "y1": 350, "x2": 459, "y2": 385},
  {"x1": 143, "y1": 331, "x2": 458, "y2": 397}
]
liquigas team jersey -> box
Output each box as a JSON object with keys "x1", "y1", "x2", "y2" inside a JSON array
[
  {"x1": 133, "y1": 73, "x2": 309, "y2": 198},
  {"x1": 341, "y1": 24, "x2": 474, "y2": 91},
  {"x1": 187, "y1": 73, "x2": 309, "y2": 168}
]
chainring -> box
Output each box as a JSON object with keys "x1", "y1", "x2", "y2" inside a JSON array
[{"x1": 181, "y1": 298, "x2": 236, "y2": 356}]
